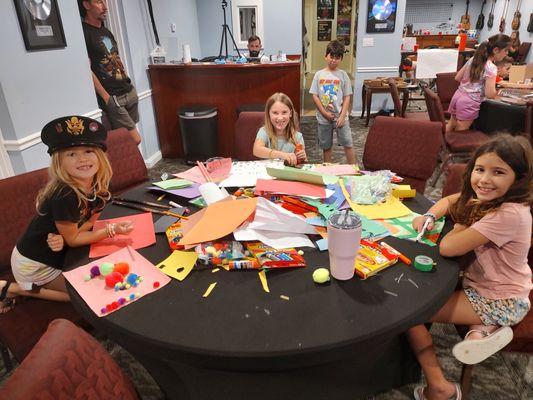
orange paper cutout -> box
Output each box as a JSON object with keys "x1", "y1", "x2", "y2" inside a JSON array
[{"x1": 178, "y1": 198, "x2": 258, "y2": 245}]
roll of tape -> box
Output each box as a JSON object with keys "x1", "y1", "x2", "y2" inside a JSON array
[{"x1": 414, "y1": 255, "x2": 434, "y2": 272}]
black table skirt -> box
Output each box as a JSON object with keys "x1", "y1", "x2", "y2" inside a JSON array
[
  {"x1": 475, "y1": 99, "x2": 526, "y2": 135},
  {"x1": 65, "y1": 184, "x2": 459, "y2": 399}
]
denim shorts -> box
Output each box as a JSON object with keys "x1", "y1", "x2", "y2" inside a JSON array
[
  {"x1": 464, "y1": 286, "x2": 531, "y2": 326},
  {"x1": 317, "y1": 121, "x2": 353, "y2": 150},
  {"x1": 104, "y1": 87, "x2": 139, "y2": 130}
]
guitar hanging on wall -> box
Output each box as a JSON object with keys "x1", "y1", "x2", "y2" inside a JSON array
[
  {"x1": 487, "y1": 0, "x2": 497, "y2": 29},
  {"x1": 511, "y1": 0, "x2": 522, "y2": 31},
  {"x1": 461, "y1": 0, "x2": 471, "y2": 30},
  {"x1": 499, "y1": 0, "x2": 510, "y2": 33},
  {"x1": 476, "y1": 0, "x2": 487, "y2": 30}
]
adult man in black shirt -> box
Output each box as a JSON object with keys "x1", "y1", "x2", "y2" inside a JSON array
[{"x1": 79, "y1": 0, "x2": 142, "y2": 144}]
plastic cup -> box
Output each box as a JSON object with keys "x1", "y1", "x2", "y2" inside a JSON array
[{"x1": 327, "y1": 211, "x2": 362, "y2": 280}]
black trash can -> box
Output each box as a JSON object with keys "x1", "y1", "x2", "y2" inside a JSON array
[{"x1": 178, "y1": 106, "x2": 218, "y2": 164}]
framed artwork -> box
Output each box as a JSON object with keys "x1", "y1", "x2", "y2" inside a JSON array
[
  {"x1": 13, "y1": 0, "x2": 67, "y2": 51},
  {"x1": 336, "y1": 0, "x2": 353, "y2": 46},
  {"x1": 318, "y1": 20, "x2": 332, "y2": 41},
  {"x1": 317, "y1": 0, "x2": 335, "y2": 20},
  {"x1": 366, "y1": 0, "x2": 397, "y2": 33}
]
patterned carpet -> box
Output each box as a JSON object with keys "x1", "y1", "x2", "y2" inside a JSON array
[{"x1": 1, "y1": 110, "x2": 531, "y2": 399}]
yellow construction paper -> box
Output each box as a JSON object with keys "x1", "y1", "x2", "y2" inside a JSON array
[
  {"x1": 340, "y1": 180, "x2": 412, "y2": 220},
  {"x1": 203, "y1": 282, "x2": 217, "y2": 297},
  {"x1": 280, "y1": 295, "x2": 290, "y2": 301},
  {"x1": 392, "y1": 185, "x2": 416, "y2": 199},
  {"x1": 258, "y1": 270, "x2": 270, "y2": 293},
  {"x1": 156, "y1": 251, "x2": 198, "y2": 281},
  {"x1": 211, "y1": 268, "x2": 220, "y2": 273}
]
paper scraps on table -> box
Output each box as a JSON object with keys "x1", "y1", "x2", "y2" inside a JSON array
[
  {"x1": 315, "y1": 238, "x2": 328, "y2": 251},
  {"x1": 152, "y1": 178, "x2": 192, "y2": 190},
  {"x1": 311, "y1": 164, "x2": 359, "y2": 176},
  {"x1": 339, "y1": 180, "x2": 411, "y2": 220},
  {"x1": 376, "y1": 213, "x2": 445, "y2": 246},
  {"x1": 234, "y1": 228, "x2": 314, "y2": 249},
  {"x1": 153, "y1": 208, "x2": 185, "y2": 233},
  {"x1": 266, "y1": 166, "x2": 338, "y2": 186},
  {"x1": 90, "y1": 213, "x2": 156, "y2": 258},
  {"x1": 63, "y1": 247, "x2": 170, "y2": 316},
  {"x1": 156, "y1": 250, "x2": 199, "y2": 281},
  {"x1": 256, "y1": 179, "x2": 327, "y2": 198},
  {"x1": 203, "y1": 282, "x2": 217, "y2": 297},
  {"x1": 392, "y1": 184, "x2": 416, "y2": 199},
  {"x1": 258, "y1": 270, "x2": 269, "y2": 293},
  {"x1": 149, "y1": 183, "x2": 201, "y2": 199},
  {"x1": 178, "y1": 197, "x2": 258, "y2": 246}
]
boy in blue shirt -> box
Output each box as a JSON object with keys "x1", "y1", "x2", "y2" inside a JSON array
[{"x1": 309, "y1": 40, "x2": 355, "y2": 164}]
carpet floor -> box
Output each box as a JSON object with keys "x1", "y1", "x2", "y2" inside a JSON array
[{"x1": 1, "y1": 108, "x2": 531, "y2": 399}]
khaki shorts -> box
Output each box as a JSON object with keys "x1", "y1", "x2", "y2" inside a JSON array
[
  {"x1": 104, "y1": 87, "x2": 139, "y2": 130},
  {"x1": 11, "y1": 247, "x2": 62, "y2": 291}
]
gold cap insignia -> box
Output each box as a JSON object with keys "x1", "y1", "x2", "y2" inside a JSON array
[{"x1": 65, "y1": 116, "x2": 85, "y2": 135}]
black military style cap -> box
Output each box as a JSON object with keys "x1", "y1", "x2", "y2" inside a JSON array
[{"x1": 41, "y1": 116, "x2": 107, "y2": 155}]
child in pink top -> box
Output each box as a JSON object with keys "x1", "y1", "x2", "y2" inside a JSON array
[
  {"x1": 447, "y1": 34, "x2": 511, "y2": 133},
  {"x1": 409, "y1": 134, "x2": 532, "y2": 400}
]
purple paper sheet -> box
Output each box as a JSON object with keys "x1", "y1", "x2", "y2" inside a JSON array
[{"x1": 148, "y1": 183, "x2": 201, "y2": 199}]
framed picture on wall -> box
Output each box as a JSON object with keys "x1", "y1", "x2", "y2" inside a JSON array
[
  {"x1": 366, "y1": 0, "x2": 397, "y2": 33},
  {"x1": 318, "y1": 20, "x2": 332, "y2": 41},
  {"x1": 13, "y1": 0, "x2": 67, "y2": 51},
  {"x1": 317, "y1": 0, "x2": 335, "y2": 20}
]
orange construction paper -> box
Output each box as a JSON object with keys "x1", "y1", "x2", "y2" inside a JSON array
[
  {"x1": 89, "y1": 212, "x2": 156, "y2": 258},
  {"x1": 255, "y1": 179, "x2": 326, "y2": 198},
  {"x1": 178, "y1": 197, "x2": 258, "y2": 245}
]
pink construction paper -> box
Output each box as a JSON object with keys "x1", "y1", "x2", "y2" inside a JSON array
[
  {"x1": 174, "y1": 158, "x2": 232, "y2": 184},
  {"x1": 63, "y1": 246, "x2": 171, "y2": 317},
  {"x1": 89, "y1": 213, "x2": 156, "y2": 258},
  {"x1": 255, "y1": 179, "x2": 326, "y2": 198},
  {"x1": 313, "y1": 165, "x2": 359, "y2": 176}
]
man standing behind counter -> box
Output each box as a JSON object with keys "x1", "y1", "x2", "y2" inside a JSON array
[
  {"x1": 245, "y1": 35, "x2": 264, "y2": 58},
  {"x1": 79, "y1": 0, "x2": 142, "y2": 144}
]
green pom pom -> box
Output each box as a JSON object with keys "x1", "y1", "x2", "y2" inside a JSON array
[
  {"x1": 83, "y1": 274, "x2": 92, "y2": 282},
  {"x1": 99, "y1": 262, "x2": 114, "y2": 276},
  {"x1": 312, "y1": 268, "x2": 330, "y2": 284}
]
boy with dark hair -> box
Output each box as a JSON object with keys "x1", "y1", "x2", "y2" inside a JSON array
[{"x1": 309, "y1": 40, "x2": 355, "y2": 164}]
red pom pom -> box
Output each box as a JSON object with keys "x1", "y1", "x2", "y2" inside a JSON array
[
  {"x1": 114, "y1": 262, "x2": 130, "y2": 276},
  {"x1": 153, "y1": 281, "x2": 160, "y2": 288},
  {"x1": 105, "y1": 271, "x2": 125, "y2": 288}
]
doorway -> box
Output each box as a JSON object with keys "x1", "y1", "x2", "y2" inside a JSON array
[{"x1": 302, "y1": 0, "x2": 358, "y2": 116}]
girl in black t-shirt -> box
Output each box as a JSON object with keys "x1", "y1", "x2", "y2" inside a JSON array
[{"x1": 0, "y1": 116, "x2": 134, "y2": 313}]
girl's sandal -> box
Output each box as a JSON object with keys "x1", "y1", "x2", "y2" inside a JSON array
[
  {"x1": 413, "y1": 383, "x2": 462, "y2": 400},
  {"x1": 452, "y1": 326, "x2": 513, "y2": 365},
  {"x1": 0, "y1": 282, "x2": 16, "y2": 314}
]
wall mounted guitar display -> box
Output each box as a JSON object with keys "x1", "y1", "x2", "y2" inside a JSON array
[{"x1": 487, "y1": 0, "x2": 496, "y2": 29}]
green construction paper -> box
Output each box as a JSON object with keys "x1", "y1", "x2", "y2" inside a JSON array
[
  {"x1": 153, "y1": 179, "x2": 192, "y2": 190},
  {"x1": 266, "y1": 166, "x2": 338, "y2": 186}
]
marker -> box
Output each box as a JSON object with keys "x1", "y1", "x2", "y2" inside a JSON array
[
  {"x1": 379, "y1": 242, "x2": 412, "y2": 265},
  {"x1": 416, "y1": 218, "x2": 431, "y2": 242}
]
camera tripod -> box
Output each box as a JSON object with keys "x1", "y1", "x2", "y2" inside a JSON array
[{"x1": 218, "y1": 0, "x2": 241, "y2": 59}]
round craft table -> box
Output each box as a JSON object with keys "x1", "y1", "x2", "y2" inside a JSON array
[
  {"x1": 65, "y1": 184, "x2": 459, "y2": 400},
  {"x1": 475, "y1": 99, "x2": 526, "y2": 135}
]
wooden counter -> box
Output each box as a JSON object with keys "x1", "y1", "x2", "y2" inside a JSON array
[
  {"x1": 408, "y1": 34, "x2": 457, "y2": 49},
  {"x1": 148, "y1": 61, "x2": 301, "y2": 158}
]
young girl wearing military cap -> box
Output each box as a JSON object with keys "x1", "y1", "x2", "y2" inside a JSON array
[{"x1": 0, "y1": 116, "x2": 134, "y2": 312}]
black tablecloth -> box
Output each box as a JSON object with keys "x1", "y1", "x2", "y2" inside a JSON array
[
  {"x1": 65, "y1": 184, "x2": 459, "y2": 399},
  {"x1": 475, "y1": 99, "x2": 526, "y2": 135}
]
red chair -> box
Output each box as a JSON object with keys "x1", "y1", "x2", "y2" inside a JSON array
[
  {"x1": 387, "y1": 78, "x2": 428, "y2": 120},
  {"x1": 442, "y1": 166, "x2": 533, "y2": 399},
  {"x1": 423, "y1": 87, "x2": 489, "y2": 185},
  {"x1": 363, "y1": 116, "x2": 443, "y2": 192},
  {"x1": 0, "y1": 319, "x2": 139, "y2": 400},
  {"x1": 435, "y1": 72, "x2": 459, "y2": 119},
  {"x1": 0, "y1": 169, "x2": 84, "y2": 372},
  {"x1": 234, "y1": 111, "x2": 265, "y2": 161},
  {"x1": 106, "y1": 128, "x2": 148, "y2": 194}
]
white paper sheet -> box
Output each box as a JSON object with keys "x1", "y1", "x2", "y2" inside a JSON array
[
  {"x1": 416, "y1": 49, "x2": 459, "y2": 79},
  {"x1": 245, "y1": 198, "x2": 317, "y2": 234},
  {"x1": 219, "y1": 160, "x2": 283, "y2": 187},
  {"x1": 233, "y1": 228, "x2": 314, "y2": 249}
]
